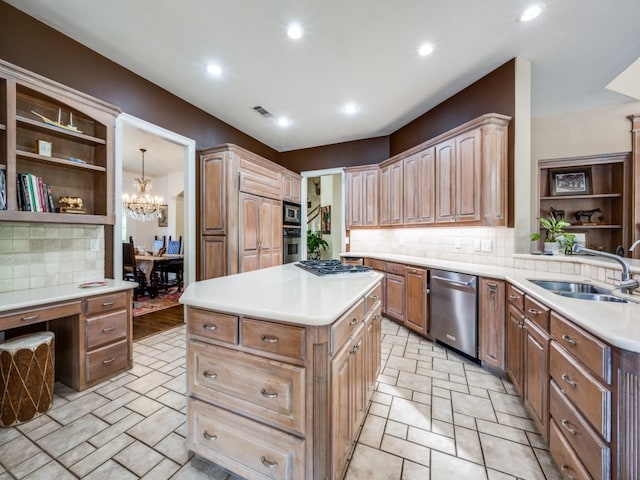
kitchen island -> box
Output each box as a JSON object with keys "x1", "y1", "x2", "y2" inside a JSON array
[{"x1": 180, "y1": 263, "x2": 383, "y2": 480}]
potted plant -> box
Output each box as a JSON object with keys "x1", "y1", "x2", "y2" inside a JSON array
[
  {"x1": 531, "y1": 215, "x2": 574, "y2": 254},
  {"x1": 307, "y1": 230, "x2": 329, "y2": 260}
]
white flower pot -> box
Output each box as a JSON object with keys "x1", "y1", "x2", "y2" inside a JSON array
[{"x1": 544, "y1": 241, "x2": 560, "y2": 255}]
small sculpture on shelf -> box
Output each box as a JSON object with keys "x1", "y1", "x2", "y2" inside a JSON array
[
  {"x1": 574, "y1": 207, "x2": 602, "y2": 225},
  {"x1": 31, "y1": 108, "x2": 83, "y2": 134},
  {"x1": 58, "y1": 196, "x2": 86, "y2": 214},
  {"x1": 549, "y1": 206, "x2": 565, "y2": 220}
]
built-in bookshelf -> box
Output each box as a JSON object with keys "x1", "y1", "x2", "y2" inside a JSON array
[{"x1": 0, "y1": 59, "x2": 120, "y2": 225}]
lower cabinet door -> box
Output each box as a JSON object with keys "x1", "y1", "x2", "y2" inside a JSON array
[
  {"x1": 189, "y1": 399, "x2": 304, "y2": 480},
  {"x1": 85, "y1": 339, "x2": 128, "y2": 385}
]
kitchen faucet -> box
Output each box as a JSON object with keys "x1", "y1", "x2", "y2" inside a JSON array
[
  {"x1": 629, "y1": 239, "x2": 640, "y2": 252},
  {"x1": 572, "y1": 244, "x2": 639, "y2": 294}
]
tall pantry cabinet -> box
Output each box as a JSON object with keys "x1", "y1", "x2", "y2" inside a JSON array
[{"x1": 199, "y1": 144, "x2": 298, "y2": 280}]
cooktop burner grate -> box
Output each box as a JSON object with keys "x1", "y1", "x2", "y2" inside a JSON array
[{"x1": 296, "y1": 260, "x2": 372, "y2": 276}]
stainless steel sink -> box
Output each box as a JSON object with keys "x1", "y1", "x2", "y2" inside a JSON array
[
  {"x1": 528, "y1": 279, "x2": 629, "y2": 303},
  {"x1": 528, "y1": 279, "x2": 611, "y2": 294}
]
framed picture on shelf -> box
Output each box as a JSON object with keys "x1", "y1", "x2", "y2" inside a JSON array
[
  {"x1": 549, "y1": 167, "x2": 592, "y2": 196},
  {"x1": 158, "y1": 205, "x2": 168, "y2": 227},
  {"x1": 321, "y1": 205, "x2": 331, "y2": 234},
  {"x1": 37, "y1": 140, "x2": 52, "y2": 157}
]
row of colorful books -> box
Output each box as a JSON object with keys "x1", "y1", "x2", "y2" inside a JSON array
[{"x1": 17, "y1": 173, "x2": 55, "y2": 212}]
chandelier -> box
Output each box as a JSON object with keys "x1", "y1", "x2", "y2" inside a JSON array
[{"x1": 122, "y1": 148, "x2": 163, "y2": 221}]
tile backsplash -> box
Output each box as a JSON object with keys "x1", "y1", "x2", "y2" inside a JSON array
[
  {"x1": 349, "y1": 226, "x2": 516, "y2": 266},
  {"x1": 0, "y1": 223, "x2": 104, "y2": 293}
]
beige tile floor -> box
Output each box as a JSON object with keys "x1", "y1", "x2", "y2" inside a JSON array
[{"x1": 0, "y1": 319, "x2": 561, "y2": 479}]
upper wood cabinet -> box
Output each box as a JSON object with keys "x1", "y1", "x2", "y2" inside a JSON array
[
  {"x1": 345, "y1": 166, "x2": 378, "y2": 228},
  {"x1": 0, "y1": 60, "x2": 119, "y2": 225},
  {"x1": 200, "y1": 151, "x2": 226, "y2": 235},
  {"x1": 282, "y1": 171, "x2": 301, "y2": 204},
  {"x1": 404, "y1": 147, "x2": 436, "y2": 224},
  {"x1": 435, "y1": 138, "x2": 456, "y2": 223},
  {"x1": 379, "y1": 160, "x2": 403, "y2": 225}
]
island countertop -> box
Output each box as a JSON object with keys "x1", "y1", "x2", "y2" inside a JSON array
[{"x1": 179, "y1": 263, "x2": 383, "y2": 326}]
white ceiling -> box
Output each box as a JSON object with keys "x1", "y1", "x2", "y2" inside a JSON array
[{"x1": 8, "y1": 0, "x2": 640, "y2": 175}]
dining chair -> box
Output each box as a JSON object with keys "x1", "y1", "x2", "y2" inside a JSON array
[
  {"x1": 166, "y1": 235, "x2": 182, "y2": 254},
  {"x1": 122, "y1": 238, "x2": 150, "y2": 299},
  {"x1": 152, "y1": 235, "x2": 165, "y2": 253}
]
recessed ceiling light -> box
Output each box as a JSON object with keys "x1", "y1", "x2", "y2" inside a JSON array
[
  {"x1": 277, "y1": 116, "x2": 291, "y2": 128},
  {"x1": 519, "y1": 4, "x2": 544, "y2": 22},
  {"x1": 206, "y1": 64, "x2": 222, "y2": 76},
  {"x1": 418, "y1": 43, "x2": 434, "y2": 56},
  {"x1": 342, "y1": 103, "x2": 359, "y2": 115},
  {"x1": 287, "y1": 23, "x2": 303, "y2": 40}
]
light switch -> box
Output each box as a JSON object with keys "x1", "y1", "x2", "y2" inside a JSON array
[
  {"x1": 481, "y1": 239, "x2": 492, "y2": 252},
  {"x1": 90, "y1": 238, "x2": 99, "y2": 251},
  {"x1": 473, "y1": 239, "x2": 481, "y2": 252}
]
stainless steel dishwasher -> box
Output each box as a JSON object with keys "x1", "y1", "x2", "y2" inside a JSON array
[{"x1": 429, "y1": 269, "x2": 478, "y2": 358}]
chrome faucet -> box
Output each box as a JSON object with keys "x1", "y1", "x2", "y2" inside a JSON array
[
  {"x1": 572, "y1": 244, "x2": 639, "y2": 294},
  {"x1": 630, "y1": 239, "x2": 640, "y2": 252}
]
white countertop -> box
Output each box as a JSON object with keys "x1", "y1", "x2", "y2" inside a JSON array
[
  {"x1": 179, "y1": 263, "x2": 383, "y2": 326},
  {"x1": 0, "y1": 280, "x2": 136, "y2": 313},
  {"x1": 343, "y1": 251, "x2": 640, "y2": 353}
]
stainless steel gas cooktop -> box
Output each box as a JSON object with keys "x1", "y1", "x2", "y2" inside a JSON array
[{"x1": 295, "y1": 259, "x2": 372, "y2": 276}]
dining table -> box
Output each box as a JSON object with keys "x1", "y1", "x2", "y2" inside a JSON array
[{"x1": 135, "y1": 253, "x2": 184, "y2": 284}]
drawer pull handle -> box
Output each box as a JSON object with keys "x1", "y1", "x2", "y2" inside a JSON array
[
  {"x1": 350, "y1": 341, "x2": 362, "y2": 355},
  {"x1": 101, "y1": 301, "x2": 115, "y2": 307},
  {"x1": 261, "y1": 456, "x2": 278, "y2": 469},
  {"x1": 561, "y1": 419, "x2": 577, "y2": 435},
  {"x1": 21, "y1": 314, "x2": 40, "y2": 321},
  {"x1": 509, "y1": 294, "x2": 519, "y2": 300},
  {"x1": 562, "y1": 334, "x2": 577, "y2": 345},
  {"x1": 203, "y1": 431, "x2": 217, "y2": 441},
  {"x1": 487, "y1": 282, "x2": 498, "y2": 288},
  {"x1": 527, "y1": 308, "x2": 539, "y2": 315},
  {"x1": 203, "y1": 371, "x2": 218, "y2": 379},
  {"x1": 561, "y1": 465, "x2": 576, "y2": 480},
  {"x1": 561, "y1": 373, "x2": 577, "y2": 387},
  {"x1": 260, "y1": 388, "x2": 278, "y2": 399},
  {"x1": 349, "y1": 317, "x2": 358, "y2": 325},
  {"x1": 102, "y1": 357, "x2": 116, "y2": 365},
  {"x1": 203, "y1": 324, "x2": 217, "y2": 331},
  {"x1": 370, "y1": 295, "x2": 379, "y2": 299},
  {"x1": 261, "y1": 335, "x2": 278, "y2": 343},
  {"x1": 102, "y1": 326, "x2": 116, "y2": 333}
]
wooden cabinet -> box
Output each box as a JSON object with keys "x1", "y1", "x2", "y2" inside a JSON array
[
  {"x1": 200, "y1": 235, "x2": 226, "y2": 279},
  {"x1": 385, "y1": 262, "x2": 406, "y2": 323},
  {"x1": 506, "y1": 302, "x2": 526, "y2": 397},
  {"x1": 403, "y1": 147, "x2": 436, "y2": 224},
  {"x1": 0, "y1": 60, "x2": 119, "y2": 226},
  {"x1": 364, "y1": 258, "x2": 386, "y2": 313},
  {"x1": 186, "y1": 281, "x2": 381, "y2": 480},
  {"x1": 239, "y1": 193, "x2": 282, "y2": 272},
  {"x1": 282, "y1": 171, "x2": 301, "y2": 203},
  {"x1": 524, "y1": 318, "x2": 550, "y2": 440},
  {"x1": 379, "y1": 160, "x2": 403, "y2": 225},
  {"x1": 200, "y1": 151, "x2": 226, "y2": 235},
  {"x1": 405, "y1": 266, "x2": 427, "y2": 336},
  {"x1": 537, "y1": 152, "x2": 631, "y2": 253},
  {"x1": 478, "y1": 278, "x2": 505, "y2": 369},
  {"x1": 345, "y1": 166, "x2": 378, "y2": 227}
]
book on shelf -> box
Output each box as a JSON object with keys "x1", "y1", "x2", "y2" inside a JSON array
[{"x1": 17, "y1": 173, "x2": 55, "y2": 212}]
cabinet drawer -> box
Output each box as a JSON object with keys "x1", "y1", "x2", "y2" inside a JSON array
[
  {"x1": 85, "y1": 293, "x2": 128, "y2": 316},
  {"x1": 385, "y1": 262, "x2": 405, "y2": 275},
  {"x1": 550, "y1": 342, "x2": 610, "y2": 440},
  {"x1": 331, "y1": 298, "x2": 365, "y2": 355},
  {"x1": 365, "y1": 258, "x2": 385, "y2": 271},
  {"x1": 188, "y1": 341, "x2": 305, "y2": 435},
  {"x1": 524, "y1": 295, "x2": 550, "y2": 331},
  {"x1": 549, "y1": 418, "x2": 593, "y2": 480},
  {"x1": 85, "y1": 310, "x2": 127, "y2": 350},
  {"x1": 550, "y1": 381, "x2": 610, "y2": 480},
  {"x1": 189, "y1": 399, "x2": 304, "y2": 480},
  {"x1": 242, "y1": 319, "x2": 306, "y2": 361},
  {"x1": 85, "y1": 339, "x2": 128, "y2": 384},
  {"x1": 507, "y1": 284, "x2": 524, "y2": 311},
  {"x1": 550, "y1": 312, "x2": 611, "y2": 384},
  {"x1": 365, "y1": 283, "x2": 383, "y2": 313},
  {"x1": 0, "y1": 301, "x2": 81, "y2": 330},
  {"x1": 188, "y1": 308, "x2": 238, "y2": 345}
]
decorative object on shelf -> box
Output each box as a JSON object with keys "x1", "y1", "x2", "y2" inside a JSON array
[
  {"x1": 58, "y1": 196, "x2": 87, "y2": 214},
  {"x1": 549, "y1": 167, "x2": 592, "y2": 196},
  {"x1": 122, "y1": 148, "x2": 163, "y2": 221},
  {"x1": 574, "y1": 207, "x2": 602, "y2": 225},
  {"x1": 531, "y1": 215, "x2": 574, "y2": 255},
  {"x1": 321, "y1": 205, "x2": 331, "y2": 234},
  {"x1": 0, "y1": 169, "x2": 5, "y2": 210},
  {"x1": 67, "y1": 157, "x2": 86, "y2": 164},
  {"x1": 307, "y1": 229, "x2": 329, "y2": 260},
  {"x1": 158, "y1": 204, "x2": 168, "y2": 227},
  {"x1": 549, "y1": 206, "x2": 565, "y2": 220},
  {"x1": 37, "y1": 140, "x2": 52, "y2": 157},
  {"x1": 30, "y1": 108, "x2": 83, "y2": 134}
]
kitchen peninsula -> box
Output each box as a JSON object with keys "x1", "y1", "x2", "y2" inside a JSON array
[{"x1": 180, "y1": 263, "x2": 383, "y2": 480}]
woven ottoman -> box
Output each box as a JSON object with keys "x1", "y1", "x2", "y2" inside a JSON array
[{"x1": 0, "y1": 332, "x2": 55, "y2": 427}]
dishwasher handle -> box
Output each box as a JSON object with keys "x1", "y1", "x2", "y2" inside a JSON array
[{"x1": 431, "y1": 275, "x2": 475, "y2": 288}]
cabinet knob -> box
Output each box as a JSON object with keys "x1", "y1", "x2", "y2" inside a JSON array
[
  {"x1": 203, "y1": 371, "x2": 218, "y2": 379},
  {"x1": 561, "y1": 373, "x2": 577, "y2": 387},
  {"x1": 102, "y1": 326, "x2": 116, "y2": 333},
  {"x1": 203, "y1": 431, "x2": 217, "y2": 441},
  {"x1": 349, "y1": 317, "x2": 358, "y2": 325},
  {"x1": 561, "y1": 419, "x2": 577, "y2": 435},
  {"x1": 260, "y1": 388, "x2": 278, "y2": 399},
  {"x1": 102, "y1": 357, "x2": 116, "y2": 365},
  {"x1": 261, "y1": 456, "x2": 278, "y2": 469},
  {"x1": 527, "y1": 308, "x2": 539, "y2": 315},
  {"x1": 261, "y1": 335, "x2": 278, "y2": 343},
  {"x1": 203, "y1": 324, "x2": 217, "y2": 331},
  {"x1": 561, "y1": 465, "x2": 577, "y2": 480},
  {"x1": 509, "y1": 294, "x2": 519, "y2": 300},
  {"x1": 561, "y1": 334, "x2": 577, "y2": 345}
]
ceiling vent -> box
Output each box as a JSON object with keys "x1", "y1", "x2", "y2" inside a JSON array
[{"x1": 253, "y1": 105, "x2": 273, "y2": 118}]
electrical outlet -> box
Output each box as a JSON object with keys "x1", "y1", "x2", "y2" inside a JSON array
[
  {"x1": 481, "y1": 239, "x2": 492, "y2": 252},
  {"x1": 473, "y1": 239, "x2": 481, "y2": 252},
  {"x1": 90, "y1": 238, "x2": 99, "y2": 251}
]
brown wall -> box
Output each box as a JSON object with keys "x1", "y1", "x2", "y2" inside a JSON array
[{"x1": 0, "y1": 2, "x2": 278, "y2": 163}]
